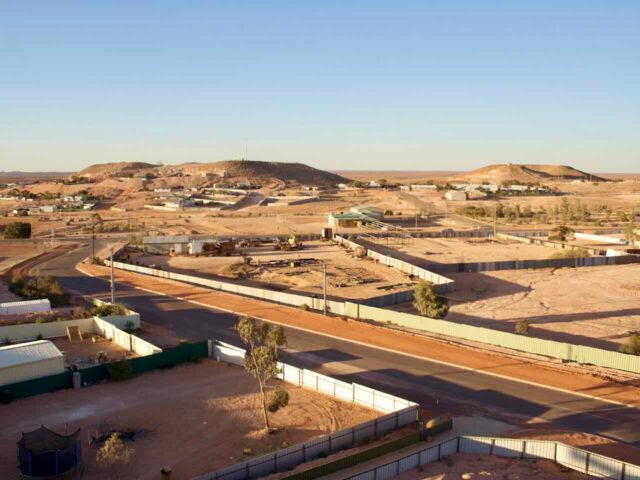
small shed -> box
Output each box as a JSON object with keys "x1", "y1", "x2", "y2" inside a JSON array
[
  {"x1": 444, "y1": 190, "x2": 467, "y2": 201},
  {"x1": 0, "y1": 340, "x2": 65, "y2": 386},
  {"x1": 0, "y1": 299, "x2": 51, "y2": 315}
]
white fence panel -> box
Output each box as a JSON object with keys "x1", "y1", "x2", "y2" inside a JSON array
[
  {"x1": 625, "y1": 463, "x2": 640, "y2": 480},
  {"x1": 353, "y1": 384, "x2": 375, "y2": 408},
  {"x1": 524, "y1": 440, "x2": 555, "y2": 460},
  {"x1": 588, "y1": 452, "x2": 624, "y2": 479},
  {"x1": 213, "y1": 344, "x2": 244, "y2": 366},
  {"x1": 317, "y1": 374, "x2": 338, "y2": 395},
  {"x1": 556, "y1": 444, "x2": 588, "y2": 473},
  {"x1": 460, "y1": 437, "x2": 491, "y2": 455},
  {"x1": 373, "y1": 391, "x2": 397, "y2": 413},
  {"x1": 302, "y1": 370, "x2": 319, "y2": 390},
  {"x1": 335, "y1": 382, "x2": 354, "y2": 402},
  {"x1": 281, "y1": 363, "x2": 301, "y2": 385},
  {"x1": 494, "y1": 438, "x2": 524, "y2": 458}
]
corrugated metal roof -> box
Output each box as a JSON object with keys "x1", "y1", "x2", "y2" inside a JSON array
[
  {"x1": 0, "y1": 299, "x2": 50, "y2": 308},
  {"x1": 0, "y1": 340, "x2": 63, "y2": 369}
]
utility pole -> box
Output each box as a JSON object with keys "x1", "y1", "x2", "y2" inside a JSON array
[
  {"x1": 323, "y1": 262, "x2": 327, "y2": 316},
  {"x1": 110, "y1": 248, "x2": 115, "y2": 304},
  {"x1": 91, "y1": 225, "x2": 96, "y2": 260}
]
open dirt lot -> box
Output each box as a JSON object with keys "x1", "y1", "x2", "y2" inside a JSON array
[
  {"x1": 133, "y1": 240, "x2": 413, "y2": 300},
  {"x1": 394, "y1": 453, "x2": 590, "y2": 479},
  {"x1": 52, "y1": 336, "x2": 135, "y2": 368},
  {"x1": 377, "y1": 237, "x2": 559, "y2": 266},
  {"x1": 439, "y1": 264, "x2": 640, "y2": 350},
  {"x1": 0, "y1": 359, "x2": 378, "y2": 479}
]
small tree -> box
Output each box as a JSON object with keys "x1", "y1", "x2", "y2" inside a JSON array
[
  {"x1": 549, "y1": 225, "x2": 574, "y2": 242},
  {"x1": 96, "y1": 433, "x2": 135, "y2": 480},
  {"x1": 236, "y1": 316, "x2": 287, "y2": 432},
  {"x1": 413, "y1": 281, "x2": 449, "y2": 319},
  {"x1": 4, "y1": 222, "x2": 31, "y2": 239},
  {"x1": 514, "y1": 319, "x2": 529, "y2": 335}
]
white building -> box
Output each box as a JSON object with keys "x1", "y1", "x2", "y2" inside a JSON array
[
  {"x1": 0, "y1": 299, "x2": 51, "y2": 315},
  {"x1": 444, "y1": 190, "x2": 467, "y2": 201},
  {"x1": 0, "y1": 340, "x2": 65, "y2": 386}
]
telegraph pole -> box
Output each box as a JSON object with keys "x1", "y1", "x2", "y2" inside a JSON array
[
  {"x1": 91, "y1": 225, "x2": 96, "y2": 260},
  {"x1": 323, "y1": 262, "x2": 327, "y2": 316},
  {"x1": 110, "y1": 248, "x2": 115, "y2": 304}
]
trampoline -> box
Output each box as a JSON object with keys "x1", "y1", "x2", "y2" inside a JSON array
[{"x1": 17, "y1": 426, "x2": 83, "y2": 479}]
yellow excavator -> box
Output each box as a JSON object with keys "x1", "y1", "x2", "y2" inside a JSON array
[{"x1": 274, "y1": 234, "x2": 303, "y2": 251}]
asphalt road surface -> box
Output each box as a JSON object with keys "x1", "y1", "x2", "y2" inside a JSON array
[{"x1": 37, "y1": 241, "x2": 640, "y2": 446}]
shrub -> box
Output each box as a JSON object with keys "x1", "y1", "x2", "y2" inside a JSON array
[
  {"x1": 550, "y1": 248, "x2": 591, "y2": 260},
  {"x1": 90, "y1": 256, "x2": 105, "y2": 266},
  {"x1": 299, "y1": 304, "x2": 310, "y2": 311},
  {"x1": 4, "y1": 222, "x2": 31, "y2": 239},
  {"x1": 549, "y1": 225, "x2": 574, "y2": 242},
  {"x1": 106, "y1": 360, "x2": 133, "y2": 381},
  {"x1": 10, "y1": 275, "x2": 70, "y2": 306},
  {"x1": 91, "y1": 303, "x2": 127, "y2": 317},
  {"x1": 620, "y1": 335, "x2": 640, "y2": 356},
  {"x1": 514, "y1": 319, "x2": 529, "y2": 335},
  {"x1": 267, "y1": 387, "x2": 290, "y2": 413},
  {"x1": 413, "y1": 281, "x2": 449, "y2": 319},
  {"x1": 96, "y1": 432, "x2": 135, "y2": 477}
]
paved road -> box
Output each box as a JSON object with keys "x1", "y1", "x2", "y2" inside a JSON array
[{"x1": 39, "y1": 242, "x2": 640, "y2": 446}]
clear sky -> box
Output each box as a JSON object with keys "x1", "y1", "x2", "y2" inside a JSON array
[{"x1": 1, "y1": 1, "x2": 638, "y2": 172}]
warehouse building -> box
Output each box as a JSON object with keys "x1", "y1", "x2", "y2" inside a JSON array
[{"x1": 0, "y1": 340, "x2": 65, "y2": 386}]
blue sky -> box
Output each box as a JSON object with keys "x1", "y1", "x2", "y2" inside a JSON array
[{"x1": 1, "y1": 1, "x2": 638, "y2": 172}]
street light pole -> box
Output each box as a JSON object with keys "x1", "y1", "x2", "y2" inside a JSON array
[
  {"x1": 110, "y1": 248, "x2": 115, "y2": 304},
  {"x1": 323, "y1": 262, "x2": 327, "y2": 316}
]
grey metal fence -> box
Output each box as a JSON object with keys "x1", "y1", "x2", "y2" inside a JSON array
[{"x1": 347, "y1": 436, "x2": 640, "y2": 480}]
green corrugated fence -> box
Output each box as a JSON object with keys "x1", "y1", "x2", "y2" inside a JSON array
[
  {"x1": 348, "y1": 303, "x2": 640, "y2": 374},
  {"x1": 0, "y1": 341, "x2": 209, "y2": 402},
  {"x1": 282, "y1": 431, "x2": 422, "y2": 480},
  {"x1": 0, "y1": 371, "x2": 73, "y2": 403}
]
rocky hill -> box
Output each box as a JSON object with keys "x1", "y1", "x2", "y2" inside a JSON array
[
  {"x1": 454, "y1": 164, "x2": 607, "y2": 183},
  {"x1": 77, "y1": 160, "x2": 349, "y2": 186},
  {"x1": 77, "y1": 162, "x2": 157, "y2": 178},
  {"x1": 173, "y1": 160, "x2": 350, "y2": 186}
]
